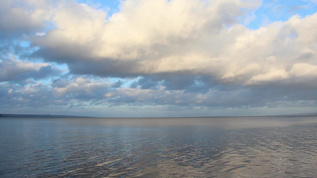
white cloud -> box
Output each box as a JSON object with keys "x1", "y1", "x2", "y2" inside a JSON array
[
  {"x1": 290, "y1": 63, "x2": 317, "y2": 77},
  {"x1": 247, "y1": 69, "x2": 289, "y2": 84},
  {"x1": 29, "y1": 0, "x2": 317, "y2": 88}
]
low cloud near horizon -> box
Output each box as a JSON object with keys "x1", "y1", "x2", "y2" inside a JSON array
[{"x1": 1, "y1": 0, "x2": 317, "y2": 117}]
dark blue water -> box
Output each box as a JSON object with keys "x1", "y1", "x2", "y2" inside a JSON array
[{"x1": 1, "y1": 116, "x2": 317, "y2": 177}]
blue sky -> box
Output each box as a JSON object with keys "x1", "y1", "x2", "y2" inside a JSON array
[
  {"x1": 77, "y1": 0, "x2": 317, "y2": 29},
  {"x1": 0, "y1": 0, "x2": 317, "y2": 117},
  {"x1": 246, "y1": 0, "x2": 317, "y2": 29}
]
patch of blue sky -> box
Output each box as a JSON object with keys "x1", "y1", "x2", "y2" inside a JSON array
[
  {"x1": 76, "y1": 0, "x2": 121, "y2": 17},
  {"x1": 19, "y1": 41, "x2": 30, "y2": 48},
  {"x1": 54, "y1": 63, "x2": 69, "y2": 73},
  {"x1": 75, "y1": 0, "x2": 316, "y2": 29},
  {"x1": 246, "y1": 0, "x2": 317, "y2": 29},
  {"x1": 20, "y1": 43, "x2": 41, "y2": 59},
  {"x1": 107, "y1": 77, "x2": 123, "y2": 83},
  {"x1": 0, "y1": 39, "x2": 39, "y2": 63}
]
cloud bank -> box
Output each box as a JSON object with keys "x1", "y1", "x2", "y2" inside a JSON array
[{"x1": 0, "y1": 0, "x2": 316, "y2": 116}]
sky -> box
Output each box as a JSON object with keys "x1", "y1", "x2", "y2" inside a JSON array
[{"x1": 0, "y1": 0, "x2": 317, "y2": 117}]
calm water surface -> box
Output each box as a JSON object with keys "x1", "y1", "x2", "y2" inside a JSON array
[{"x1": 1, "y1": 116, "x2": 317, "y2": 177}]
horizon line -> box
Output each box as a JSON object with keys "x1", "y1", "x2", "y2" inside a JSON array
[{"x1": 1, "y1": 113, "x2": 317, "y2": 118}]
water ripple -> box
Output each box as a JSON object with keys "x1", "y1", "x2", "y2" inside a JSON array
[{"x1": 1, "y1": 116, "x2": 317, "y2": 177}]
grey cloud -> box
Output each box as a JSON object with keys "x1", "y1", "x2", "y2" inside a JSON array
[
  {"x1": 0, "y1": 77, "x2": 110, "y2": 108},
  {"x1": 296, "y1": 51, "x2": 314, "y2": 62},
  {"x1": 111, "y1": 80, "x2": 123, "y2": 88},
  {"x1": 249, "y1": 80, "x2": 317, "y2": 102},
  {"x1": 0, "y1": 58, "x2": 61, "y2": 82},
  {"x1": 52, "y1": 78, "x2": 71, "y2": 88},
  {"x1": 1, "y1": 75, "x2": 316, "y2": 114},
  {"x1": 0, "y1": 0, "x2": 53, "y2": 40},
  {"x1": 130, "y1": 77, "x2": 161, "y2": 89},
  {"x1": 68, "y1": 60, "x2": 142, "y2": 77},
  {"x1": 161, "y1": 75, "x2": 212, "y2": 93},
  {"x1": 33, "y1": 46, "x2": 144, "y2": 77},
  {"x1": 119, "y1": 72, "x2": 317, "y2": 108},
  {"x1": 32, "y1": 42, "x2": 93, "y2": 64},
  {"x1": 0, "y1": 83, "x2": 53, "y2": 108}
]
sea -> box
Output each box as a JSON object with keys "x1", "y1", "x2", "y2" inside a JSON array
[{"x1": 1, "y1": 116, "x2": 317, "y2": 177}]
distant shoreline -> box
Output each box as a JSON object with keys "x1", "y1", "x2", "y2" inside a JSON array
[
  {"x1": 1, "y1": 113, "x2": 317, "y2": 119},
  {"x1": 0, "y1": 114, "x2": 93, "y2": 118}
]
